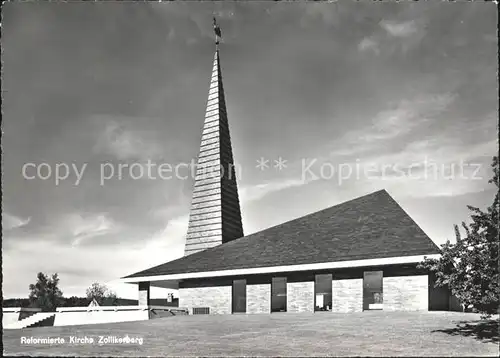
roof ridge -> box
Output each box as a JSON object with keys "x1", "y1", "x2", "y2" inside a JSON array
[
  {"x1": 179, "y1": 189, "x2": 390, "y2": 254},
  {"x1": 227, "y1": 189, "x2": 389, "y2": 242}
]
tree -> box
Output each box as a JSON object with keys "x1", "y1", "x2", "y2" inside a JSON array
[
  {"x1": 103, "y1": 291, "x2": 118, "y2": 306},
  {"x1": 64, "y1": 296, "x2": 89, "y2": 307},
  {"x1": 28, "y1": 272, "x2": 64, "y2": 312},
  {"x1": 419, "y1": 156, "x2": 499, "y2": 315},
  {"x1": 86, "y1": 282, "x2": 118, "y2": 306},
  {"x1": 2, "y1": 298, "x2": 30, "y2": 308}
]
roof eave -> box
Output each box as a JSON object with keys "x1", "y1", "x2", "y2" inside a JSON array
[{"x1": 118, "y1": 253, "x2": 441, "y2": 284}]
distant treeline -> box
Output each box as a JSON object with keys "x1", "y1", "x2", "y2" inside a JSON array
[{"x1": 2, "y1": 297, "x2": 179, "y2": 308}]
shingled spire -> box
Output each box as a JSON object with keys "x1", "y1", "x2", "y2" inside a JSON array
[{"x1": 184, "y1": 47, "x2": 244, "y2": 256}]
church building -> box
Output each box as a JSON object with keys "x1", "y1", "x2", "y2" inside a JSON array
[{"x1": 121, "y1": 36, "x2": 457, "y2": 314}]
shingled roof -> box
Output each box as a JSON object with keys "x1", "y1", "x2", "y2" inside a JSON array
[{"x1": 125, "y1": 189, "x2": 440, "y2": 278}]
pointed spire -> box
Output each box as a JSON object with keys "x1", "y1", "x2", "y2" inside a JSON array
[{"x1": 183, "y1": 46, "x2": 244, "y2": 256}]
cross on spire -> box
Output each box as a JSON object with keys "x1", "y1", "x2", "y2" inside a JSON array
[{"x1": 213, "y1": 17, "x2": 222, "y2": 47}]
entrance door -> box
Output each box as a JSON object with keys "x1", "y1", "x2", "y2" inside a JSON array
[
  {"x1": 232, "y1": 279, "x2": 246, "y2": 313},
  {"x1": 363, "y1": 271, "x2": 383, "y2": 310},
  {"x1": 271, "y1": 277, "x2": 287, "y2": 312},
  {"x1": 314, "y1": 274, "x2": 333, "y2": 311}
]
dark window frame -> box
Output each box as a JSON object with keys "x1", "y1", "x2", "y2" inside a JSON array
[
  {"x1": 232, "y1": 279, "x2": 247, "y2": 313},
  {"x1": 271, "y1": 277, "x2": 287, "y2": 313},
  {"x1": 314, "y1": 273, "x2": 333, "y2": 311},
  {"x1": 363, "y1": 271, "x2": 383, "y2": 311}
]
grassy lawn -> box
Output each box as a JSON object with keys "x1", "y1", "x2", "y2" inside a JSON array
[{"x1": 3, "y1": 311, "x2": 499, "y2": 356}]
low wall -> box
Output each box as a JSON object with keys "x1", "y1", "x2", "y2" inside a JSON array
[
  {"x1": 2, "y1": 307, "x2": 41, "y2": 327},
  {"x1": 54, "y1": 306, "x2": 185, "y2": 327},
  {"x1": 3, "y1": 313, "x2": 20, "y2": 327}
]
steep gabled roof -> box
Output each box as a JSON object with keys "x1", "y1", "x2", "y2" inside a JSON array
[{"x1": 125, "y1": 189, "x2": 440, "y2": 278}]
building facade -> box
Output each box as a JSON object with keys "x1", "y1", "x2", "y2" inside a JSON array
[
  {"x1": 178, "y1": 264, "x2": 453, "y2": 314},
  {"x1": 121, "y1": 43, "x2": 459, "y2": 314}
]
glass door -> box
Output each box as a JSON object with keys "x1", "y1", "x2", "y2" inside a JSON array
[
  {"x1": 271, "y1": 277, "x2": 287, "y2": 312},
  {"x1": 363, "y1": 271, "x2": 383, "y2": 310},
  {"x1": 315, "y1": 274, "x2": 333, "y2": 311},
  {"x1": 232, "y1": 279, "x2": 246, "y2": 313}
]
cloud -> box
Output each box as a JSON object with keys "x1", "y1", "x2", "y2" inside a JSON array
[
  {"x1": 106, "y1": 213, "x2": 189, "y2": 297},
  {"x1": 2, "y1": 213, "x2": 31, "y2": 230},
  {"x1": 2, "y1": 213, "x2": 188, "y2": 298},
  {"x1": 151, "y1": 199, "x2": 189, "y2": 221},
  {"x1": 64, "y1": 213, "x2": 118, "y2": 246},
  {"x1": 364, "y1": 94, "x2": 454, "y2": 140},
  {"x1": 307, "y1": 92, "x2": 497, "y2": 200},
  {"x1": 240, "y1": 178, "x2": 314, "y2": 203},
  {"x1": 213, "y1": 9, "x2": 235, "y2": 19},
  {"x1": 167, "y1": 27, "x2": 176, "y2": 41},
  {"x1": 358, "y1": 37, "x2": 380, "y2": 55},
  {"x1": 360, "y1": 161, "x2": 494, "y2": 200},
  {"x1": 235, "y1": 92, "x2": 460, "y2": 205},
  {"x1": 331, "y1": 93, "x2": 456, "y2": 155},
  {"x1": 337, "y1": 134, "x2": 497, "y2": 200},
  {"x1": 2, "y1": 238, "x2": 160, "y2": 298},
  {"x1": 94, "y1": 119, "x2": 165, "y2": 162},
  {"x1": 300, "y1": 3, "x2": 340, "y2": 28},
  {"x1": 380, "y1": 20, "x2": 418, "y2": 37},
  {"x1": 144, "y1": 214, "x2": 189, "y2": 253},
  {"x1": 12, "y1": 213, "x2": 120, "y2": 247},
  {"x1": 6, "y1": 212, "x2": 119, "y2": 247}
]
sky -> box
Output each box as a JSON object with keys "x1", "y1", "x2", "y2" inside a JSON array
[{"x1": 2, "y1": 2, "x2": 498, "y2": 300}]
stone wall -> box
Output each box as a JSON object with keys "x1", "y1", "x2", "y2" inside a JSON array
[
  {"x1": 383, "y1": 275, "x2": 428, "y2": 311},
  {"x1": 287, "y1": 281, "x2": 314, "y2": 313},
  {"x1": 332, "y1": 278, "x2": 363, "y2": 312},
  {"x1": 178, "y1": 286, "x2": 231, "y2": 314},
  {"x1": 246, "y1": 284, "x2": 271, "y2": 314}
]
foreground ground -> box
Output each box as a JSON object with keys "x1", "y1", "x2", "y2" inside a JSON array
[{"x1": 3, "y1": 311, "x2": 499, "y2": 356}]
